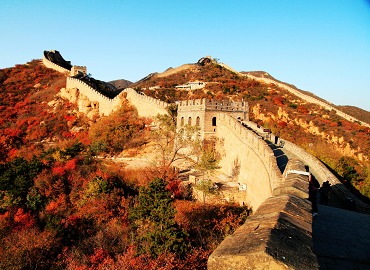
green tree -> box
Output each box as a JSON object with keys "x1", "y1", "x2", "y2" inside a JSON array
[
  {"x1": 0, "y1": 157, "x2": 43, "y2": 206},
  {"x1": 336, "y1": 156, "x2": 360, "y2": 184},
  {"x1": 129, "y1": 178, "x2": 189, "y2": 257}
]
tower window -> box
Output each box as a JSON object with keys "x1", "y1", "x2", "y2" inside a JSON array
[
  {"x1": 196, "y1": 116, "x2": 200, "y2": 126},
  {"x1": 212, "y1": 117, "x2": 217, "y2": 126}
]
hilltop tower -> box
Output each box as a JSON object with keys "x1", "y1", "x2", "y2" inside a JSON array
[{"x1": 177, "y1": 98, "x2": 248, "y2": 140}]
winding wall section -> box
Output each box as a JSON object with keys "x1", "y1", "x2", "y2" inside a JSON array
[
  {"x1": 42, "y1": 56, "x2": 71, "y2": 75},
  {"x1": 246, "y1": 74, "x2": 370, "y2": 127},
  {"x1": 66, "y1": 77, "x2": 122, "y2": 116},
  {"x1": 123, "y1": 88, "x2": 169, "y2": 118},
  {"x1": 216, "y1": 114, "x2": 282, "y2": 209}
]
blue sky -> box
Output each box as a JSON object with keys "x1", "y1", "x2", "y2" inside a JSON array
[{"x1": 1, "y1": 0, "x2": 369, "y2": 111}]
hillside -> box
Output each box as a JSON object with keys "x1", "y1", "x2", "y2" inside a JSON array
[
  {"x1": 242, "y1": 71, "x2": 370, "y2": 123},
  {"x1": 0, "y1": 56, "x2": 369, "y2": 269},
  {"x1": 131, "y1": 58, "x2": 370, "y2": 199},
  {"x1": 0, "y1": 59, "x2": 249, "y2": 269},
  {"x1": 337, "y1": 105, "x2": 370, "y2": 124}
]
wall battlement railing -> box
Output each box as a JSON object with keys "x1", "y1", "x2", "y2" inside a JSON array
[
  {"x1": 66, "y1": 77, "x2": 122, "y2": 116},
  {"x1": 178, "y1": 98, "x2": 248, "y2": 112},
  {"x1": 42, "y1": 56, "x2": 71, "y2": 75},
  {"x1": 123, "y1": 88, "x2": 169, "y2": 118},
  {"x1": 217, "y1": 113, "x2": 283, "y2": 203}
]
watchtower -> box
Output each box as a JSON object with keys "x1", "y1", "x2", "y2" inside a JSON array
[
  {"x1": 71, "y1": 65, "x2": 87, "y2": 76},
  {"x1": 177, "y1": 98, "x2": 248, "y2": 140}
]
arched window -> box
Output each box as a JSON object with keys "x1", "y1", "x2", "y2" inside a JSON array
[
  {"x1": 196, "y1": 116, "x2": 200, "y2": 126},
  {"x1": 212, "y1": 117, "x2": 217, "y2": 126},
  {"x1": 181, "y1": 117, "x2": 184, "y2": 126},
  {"x1": 188, "y1": 117, "x2": 192, "y2": 125}
]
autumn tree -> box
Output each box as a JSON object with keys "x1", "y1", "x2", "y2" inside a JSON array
[{"x1": 89, "y1": 101, "x2": 147, "y2": 155}]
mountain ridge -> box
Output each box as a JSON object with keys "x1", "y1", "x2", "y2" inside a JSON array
[{"x1": 118, "y1": 58, "x2": 370, "y2": 123}]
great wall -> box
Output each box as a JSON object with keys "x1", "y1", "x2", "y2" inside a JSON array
[
  {"x1": 218, "y1": 62, "x2": 370, "y2": 128},
  {"x1": 43, "y1": 51, "x2": 370, "y2": 269}
]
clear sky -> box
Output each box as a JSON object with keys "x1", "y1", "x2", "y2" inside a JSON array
[{"x1": 1, "y1": 0, "x2": 369, "y2": 111}]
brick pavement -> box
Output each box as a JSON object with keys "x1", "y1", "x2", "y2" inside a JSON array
[{"x1": 312, "y1": 204, "x2": 370, "y2": 270}]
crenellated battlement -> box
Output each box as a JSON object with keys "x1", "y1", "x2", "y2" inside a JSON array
[
  {"x1": 65, "y1": 77, "x2": 123, "y2": 116},
  {"x1": 177, "y1": 98, "x2": 249, "y2": 140},
  {"x1": 178, "y1": 98, "x2": 248, "y2": 112}
]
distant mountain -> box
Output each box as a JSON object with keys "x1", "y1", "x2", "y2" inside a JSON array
[{"x1": 108, "y1": 79, "x2": 133, "y2": 90}]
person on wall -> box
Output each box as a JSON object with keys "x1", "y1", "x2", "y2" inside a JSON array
[
  {"x1": 308, "y1": 172, "x2": 320, "y2": 217},
  {"x1": 305, "y1": 165, "x2": 320, "y2": 217},
  {"x1": 320, "y1": 180, "x2": 331, "y2": 205}
]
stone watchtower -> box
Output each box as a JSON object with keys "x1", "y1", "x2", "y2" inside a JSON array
[
  {"x1": 71, "y1": 65, "x2": 87, "y2": 76},
  {"x1": 177, "y1": 99, "x2": 249, "y2": 140}
]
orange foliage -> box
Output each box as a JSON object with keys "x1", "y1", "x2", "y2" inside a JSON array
[{"x1": 13, "y1": 208, "x2": 35, "y2": 229}]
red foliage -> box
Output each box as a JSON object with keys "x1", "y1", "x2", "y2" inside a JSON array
[
  {"x1": 297, "y1": 105, "x2": 308, "y2": 114},
  {"x1": 272, "y1": 96, "x2": 285, "y2": 106},
  {"x1": 52, "y1": 165, "x2": 66, "y2": 176},
  {"x1": 13, "y1": 208, "x2": 35, "y2": 229},
  {"x1": 65, "y1": 158, "x2": 77, "y2": 171},
  {"x1": 90, "y1": 248, "x2": 110, "y2": 265},
  {"x1": 45, "y1": 195, "x2": 68, "y2": 214},
  {"x1": 277, "y1": 121, "x2": 288, "y2": 128},
  {"x1": 166, "y1": 180, "x2": 183, "y2": 199}
]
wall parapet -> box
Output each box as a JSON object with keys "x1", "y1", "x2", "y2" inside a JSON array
[
  {"x1": 214, "y1": 113, "x2": 283, "y2": 209},
  {"x1": 178, "y1": 98, "x2": 248, "y2": 113},
  {"x1": 66, "y1": 77, "x2": 122, "y2": 116},
  {"x1": 208, "y1": 160, "x2": 318, "y2": 270},
  {"x1": 283, "y1": 140, "x2": 370, "y2": 214},
  {"x1": 42, "y1": 56, "x2": 71, "y2": 75},
  {"x1": 123, "y1": 88, "x2": 169, "y2": 118}
]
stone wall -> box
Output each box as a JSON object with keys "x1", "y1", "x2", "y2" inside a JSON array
[
  {"x1": 216, "y1": 114, "x2": 283, "y2": 210},
  {"x1": 242, "y1": 119, "x2": 370, "y2": 214},
  {"x1": 66, "y1": 77, "x2": 123, "y2": 116},
  {"x1": 283, "y1": 140, "x2": 370, "y2": 214},
  {"x1": 42, "y1": 56, "x2": 71, "y2": 75},
  {"x1": 123, "y1": 88, "x2": 169, "y2": 118},
  {"x1": 208, "y1": 159, "x2": 319, "y2": 270}
]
